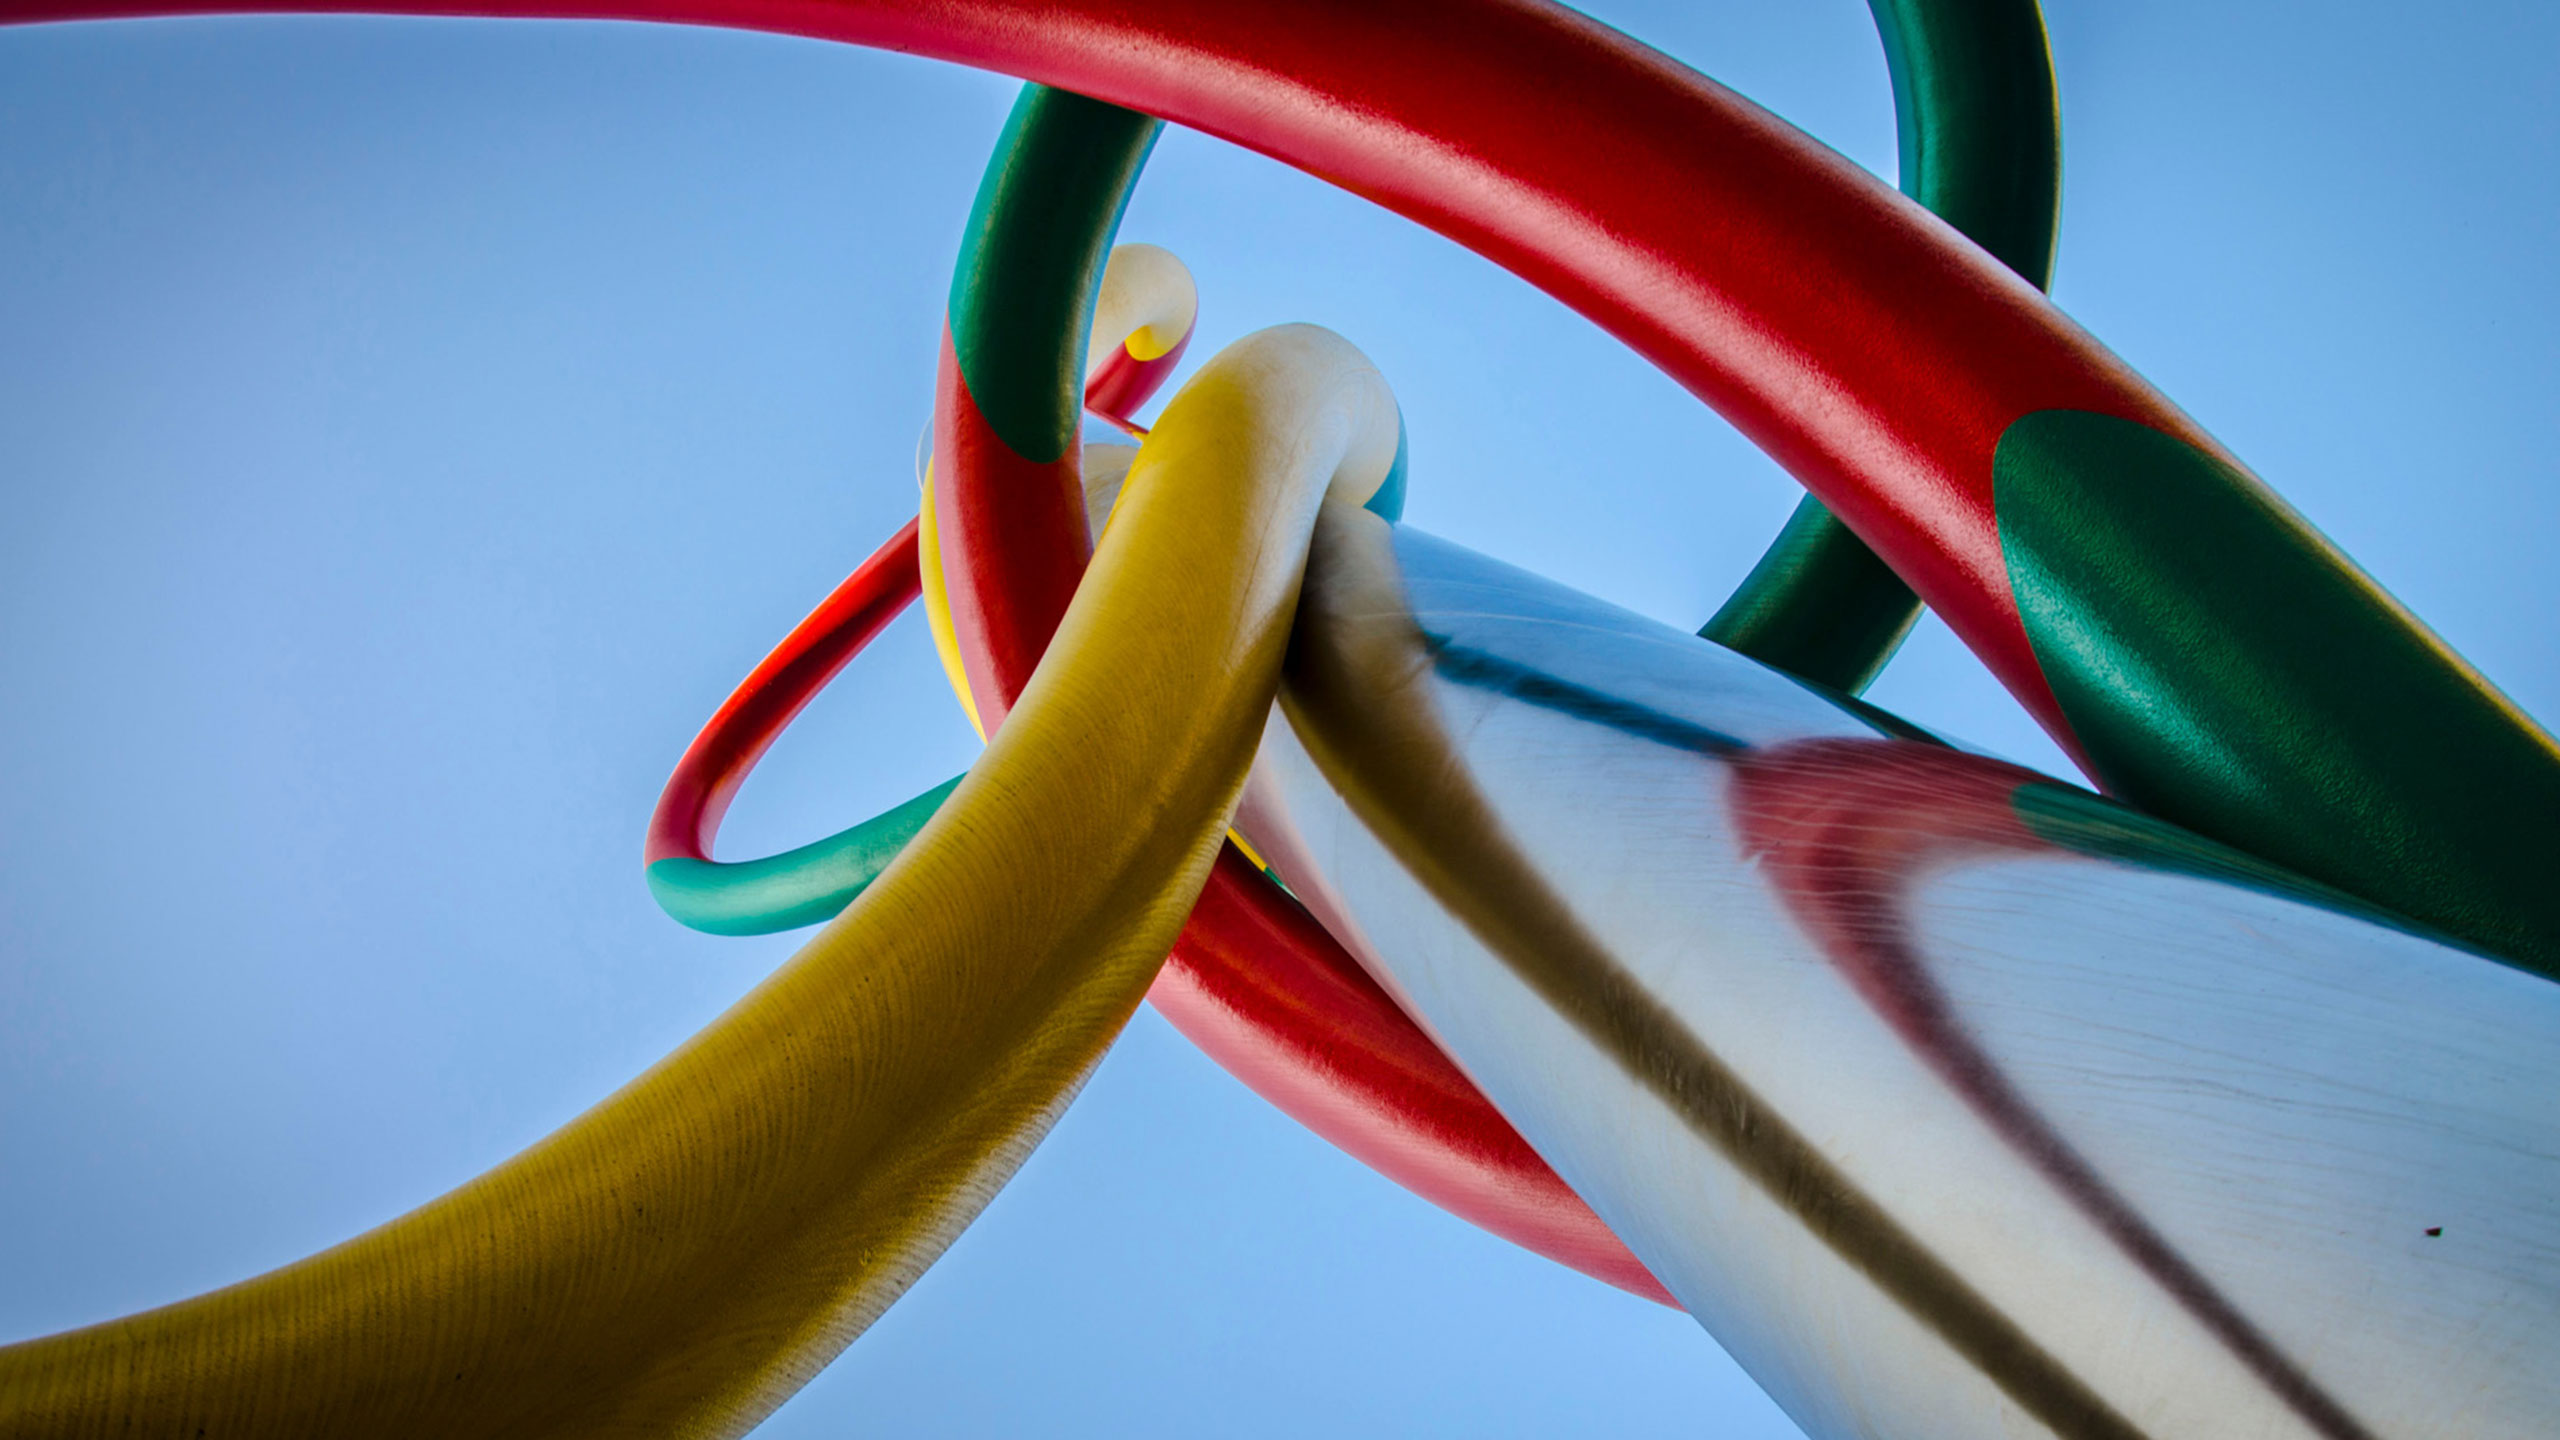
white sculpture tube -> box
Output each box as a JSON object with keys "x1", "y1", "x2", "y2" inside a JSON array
[{"x1": 1240, "y1": 504, "x2": 2560, "y2": 1440}]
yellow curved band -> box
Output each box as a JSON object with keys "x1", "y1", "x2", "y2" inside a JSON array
[
  {"x1": 915, "y1": 455, "x2": 987, "y2": 740},
  {"x1": 0, "y1": 325, "x2": 1397, "y2": 1440}
]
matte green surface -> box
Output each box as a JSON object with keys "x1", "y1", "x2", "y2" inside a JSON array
[
  {"x1": 1704, "y1": 0, "x2": 2060, "y2": 692},
  {"x1": 1704, "y1": 493, "x2": 1926, "y2": 694},
  {"x1": 1873, "y1": 0, "x2": 2060, "y2": 287},
  {"x1": 1995, "y1": 409, "x2": 2560, "y2": 980},
  {"x1": 649, "y1": 775, "x2": 960, "y2": 936},
  {"x1": 946, "y1": 87, "x2": 1159, "y2": 464}
]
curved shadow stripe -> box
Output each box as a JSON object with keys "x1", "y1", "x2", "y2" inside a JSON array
[{"x1": 1280, "y1": 504, "x2": 2149, "y2": 1440}]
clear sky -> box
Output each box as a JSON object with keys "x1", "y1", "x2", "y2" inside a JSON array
[{"x1": 1, "y1": 2, "x2": 2553, "y2": 1434}]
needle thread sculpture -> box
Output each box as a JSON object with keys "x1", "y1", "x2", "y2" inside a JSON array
[{"x1": 2, "y1": 1, "x2": 2554, "y2": 1436}]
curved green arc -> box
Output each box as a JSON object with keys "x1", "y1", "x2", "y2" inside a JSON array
[
  {"x1": 1704, "y1": 0, "x2": 2059, "y2": 694},
  {"x1": 946, "y1": 87, "x2": 1160, "y2": 464},
  {"x1": 649, "y1": 776, "x2": 961, "y2": 936},
  {"x1": 1875, "y1": 0, "x2": 2060, "y2": 288}
]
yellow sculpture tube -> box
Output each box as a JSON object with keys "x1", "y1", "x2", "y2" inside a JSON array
[{"x1": 0, "y1": 325, "x2": 1401, "y2": 1440}]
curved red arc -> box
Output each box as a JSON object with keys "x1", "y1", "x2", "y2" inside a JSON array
[
  {"x1": 1729, "y1": 739, "x2": 2376, "y2": 1440},
  {"x1": 16, "y1": 0, "x2": 2218, "y2": 1310},
  {"x1": 914, "y1": 93, "x2": 1674, "y2": 1295},
  {"x1": 1084, "y1": 334, "x2": 1190, "y2": 433},
  {"x1": 646, "y1": 517, "x2": 921, "y2": 866},
  {"x1": 937, "y1": 334, "x2": 1673, "y2": 1298},
  {"x1": 0, "y1": 0, "x2": 2249, "y2": 760}
]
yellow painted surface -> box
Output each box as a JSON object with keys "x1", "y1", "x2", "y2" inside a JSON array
[
  {"x1": 0, "y1": 327, "x2": 1396, "y2": 1440},
  {"x1": 915, "y1": 464, "x2": 987, "y2": 740}
]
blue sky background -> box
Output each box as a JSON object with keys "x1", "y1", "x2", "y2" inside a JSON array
[{"x1": 1, "y1": 2, "x2": 2553, "y2": 1433}]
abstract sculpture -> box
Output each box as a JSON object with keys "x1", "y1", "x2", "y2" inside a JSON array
[{"x1": 0, "y1": 0, "x2": 2552, "y2": 1436}]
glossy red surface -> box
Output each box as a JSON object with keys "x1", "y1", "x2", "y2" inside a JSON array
[
  {"x1": 917, "y1": 178, "x2": 1665, "y2": 1297},
  {"x1": 1083, "y1": 332, "x2": 1191, "y2": 433},
  {"x1": 931, "y1": 333, "x2": 1092, "y2": 729},
  {"x1": 645, "y1": 517, "x2": 921, "y2": 867},
  {"x1": 934, "y1": 342, "x2": 1660, "y2": 1303},
  {"x1": 0, "y1": 0, "x2": 2259, "y2": 762},
  {"x1": 7, "y1": 0, "x2": 2229, "y2": 1311},
  {"x1": 1160, "y1": 848, "x2": 1673, "y2": 1304},
  {"x1": 627, "y1": 247, "x2": 1644, "y2": 1289}
]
